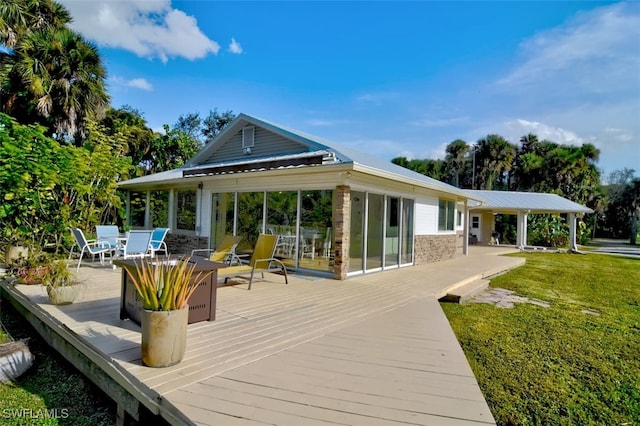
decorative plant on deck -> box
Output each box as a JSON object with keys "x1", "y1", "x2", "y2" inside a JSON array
[{"x1": 122, "y1": 257, "x2": 212, "y2": 311}]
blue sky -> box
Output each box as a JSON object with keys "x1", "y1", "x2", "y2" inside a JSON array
[{"x1": 59, "y1": 1, "x2": 640, "y2": 178}]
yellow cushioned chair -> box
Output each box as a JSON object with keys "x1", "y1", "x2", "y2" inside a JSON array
[
  {"x1": 218, "y1": 234, "x2": 288, "y2": 290},
  {"x1": 191, "y1": 235, "x2": 242, "y2": 265}
]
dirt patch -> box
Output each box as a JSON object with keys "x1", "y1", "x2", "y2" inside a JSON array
[{"x1": 469, "y1": 288, "x2": 550, "y2": 309}]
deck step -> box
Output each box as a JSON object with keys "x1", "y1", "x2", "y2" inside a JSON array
[{"x1": 441, "y1": 279, "x2": 490, "y2": 304}]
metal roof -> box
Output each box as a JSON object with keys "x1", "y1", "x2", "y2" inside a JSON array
[
  {"x1": 465, "y1": 190, "x2": 593, "y2": 214},
  {"x1": 120, "y1": 113, "x2": 480, "y2": 200}
]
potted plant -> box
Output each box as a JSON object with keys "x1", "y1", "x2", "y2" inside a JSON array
[
  {"x1": 44, "y1": 259, "x2": 81, "y2": 305},
  {"x1": 121, "y1": 257, "x2": 212, "y2": 368},
  {"x1": 11, "y1": 248, "x2": 50, "y2": 285}
]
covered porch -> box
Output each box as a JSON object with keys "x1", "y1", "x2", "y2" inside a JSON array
[{"x1": 463, "y1": 190, "x2": 594, "y2": 252}]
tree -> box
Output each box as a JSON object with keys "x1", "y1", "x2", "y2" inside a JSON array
[
  {"x1": 0, "y1": 0, "x2": 108, "y2": 141},
  {"x1": 0, "y1": 113, "x2": 130, "y2": 251},
  {"x1": 474, "y1": 134, "x2": 516, "y2": 190},
  {"x1": 0, "y1": 0, "x2": 71, "y2": 49},
  {"x1": 392, "y1": 157, "x2": 446, "y2": 181},
  {"x1": 444, "y1": 139, "x2": 469, "y2": 188},
  {"x1": 202, "y1": 108, "x2": 235, "y2": 143},
  {"x1": 175, "y1": 108, "x2": 235, "y2": 144},
  {"x1": 100, "y1": 106, "x2": 155, "y2": 175},
  {"x1": 600, "y1": 169, "x2": 639, "y2": 243}
]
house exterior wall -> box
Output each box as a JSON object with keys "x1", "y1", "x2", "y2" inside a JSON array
[
  {"x1": 480, "y1": 212, "x2": 495, "y2": 243},
  {"x1": 203, "y1": 126, "x2": 305, "y2": 163},
  {"x1": 414, "y1": 195, "x2": 439, "y2": 235},
  {"x1": 414, "y1": 234, "x2": 457, "y2": 264}
]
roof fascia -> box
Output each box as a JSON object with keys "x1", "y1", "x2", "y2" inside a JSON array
[{"x1": 352, "y1": 163, "x2": 484, "y2": 202}]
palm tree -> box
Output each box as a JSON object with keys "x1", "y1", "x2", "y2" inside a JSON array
[
  {"x1": 475, "y1": 135, "x2": 516, "y2": 190},
  {"x1": 0, "y1": 0, "x2": 71, "y2": 49},
  {"x1": 3, "y1": 26, "x2": 109, "y2": 140},
  {"x1": 444, "y1": 139, "x2": 469, "y2": 187}
]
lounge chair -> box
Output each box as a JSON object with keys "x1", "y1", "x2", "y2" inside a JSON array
[
  {"x1": 69, "y1": 227, "x2": 116, "y2": 271},
  {"x1": 150, "y1": 228, "x2": 170, "y2": 256},
  {"x1": 191, "y1": 235, "x2": 242, "y2": 265},
  {"x1": 119, "y1": 230, "x2": 154, "y2": 259},
  {"x1": 96, "y1": 225, "x2": 120, "y2": 249},
  {"x1": 218, "y1": 234, "x2": 288, "y2": 290}
]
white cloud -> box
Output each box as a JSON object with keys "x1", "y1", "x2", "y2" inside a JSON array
[
  {"x1": 505, "y1": 119, "x2": 585, "y2": 146},
  {"x1": 228, "y1": 37, "x2": 243, "y2": 54},
  {"x1": 411, "y1": 116, "x2": 469, "y2": 128},
  {"x1": 110, "y1": 76, "x2": 153, "y2": 91},
  {"x1": 59, "y1": 0, "x2": 219, "y2": 62},
  {"x1": 499, "y1": 2, "x2": 640, "y2": 92},
  {"x1": 355, "y1": 92, "x2": 398, "y2": 106}
]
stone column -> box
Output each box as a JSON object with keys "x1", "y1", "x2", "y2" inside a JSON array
[{"x1": 333, "y1": 185, "x2": 350, "y2": 280}]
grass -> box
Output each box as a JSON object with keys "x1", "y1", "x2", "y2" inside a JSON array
[
  {"x1": 441, "y1": 252, "x2": 640, "y2": 425},
  {"x1": 0, "y1": 299, "x2": 116, "y2": 425}
]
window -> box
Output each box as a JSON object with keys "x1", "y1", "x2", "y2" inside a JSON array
[
  {"x1": 438, "y1": 199, "x2": 455, "y2": 231},
  {"x1": 129, "y1": 191, "x2": 146, "y2": 228},
  {"x1": 471, "y1": 216, "x2": 480, "y2": 229},
  {"x1": 151, "y1": 190, "x2": 169, "y2": 228},
  {"x1": 456, "y1": 210, "x2": 463, "y2": 227},
  {"x1": 176, "y1": 190, "x2": 197, "y2": 231}
]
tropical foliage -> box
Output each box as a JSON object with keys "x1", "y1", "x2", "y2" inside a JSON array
[
  {"x1": 0, "y1": 0, "x2": 108, "y2": 141},
  {"x1": 599, "y1": 168, "x2": 640, "y2": 243},
  {"x1": 0, "y1": 113, "x2": 131, "y2": 250},
  {"x1": 392, "y1": 132, "x2": 611, "y2": 246}
]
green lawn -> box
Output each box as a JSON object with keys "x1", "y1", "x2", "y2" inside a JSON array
[{"x1": 442, "y1": 252, "x2": 640, "y2": 426}]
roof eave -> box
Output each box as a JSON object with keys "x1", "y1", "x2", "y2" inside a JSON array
[{"x1": 352, "y1": 163, "x2": 483, "y2": 201}]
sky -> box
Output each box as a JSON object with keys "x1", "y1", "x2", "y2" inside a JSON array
[{"x1": 58, "y1": 0, "x2": 640, "y2": 178}]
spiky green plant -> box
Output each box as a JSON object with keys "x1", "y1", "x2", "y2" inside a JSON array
[{"x1": 122, "y1": 257, "x2": 212, "y2": 311}]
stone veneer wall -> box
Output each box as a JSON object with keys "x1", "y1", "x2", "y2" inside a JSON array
[
  {"x1": 333, "y1": 185, "x2": 350, "y2": 280},
  {"x1": 165, "y1": 234, "x2": 209, "y2": 256},
  {"x1": 414, "y1": 234, "x2": 457, "y2": 264},
  {"x1": 456, "y1": 230, "x2": 465, "y2": 253}
]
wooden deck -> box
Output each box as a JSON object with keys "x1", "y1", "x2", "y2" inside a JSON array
[{"x1": 1, "y1": 247, "x2": 523, "y2": 425}]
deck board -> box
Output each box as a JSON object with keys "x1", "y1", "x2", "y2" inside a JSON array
[{"x1": 1, "y1": 246, "x2": 522, "y2": 424}]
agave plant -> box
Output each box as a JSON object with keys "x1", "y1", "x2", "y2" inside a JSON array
[{"x1": 122, "y1": 257, "x2": 212, "y2": 311}]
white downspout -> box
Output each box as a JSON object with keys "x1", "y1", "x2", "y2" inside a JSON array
[{"x1": 463, "y1": 199, "x2": 469, "y2": 256}]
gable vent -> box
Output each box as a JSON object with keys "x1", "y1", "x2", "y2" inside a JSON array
[{"x1": 242, "y1": 126, "x2": 255, "y2": 149}]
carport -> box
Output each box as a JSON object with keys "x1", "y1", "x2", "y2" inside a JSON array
[{"x1": 464, "y1": 190, "x2": 594, "y2": 251}]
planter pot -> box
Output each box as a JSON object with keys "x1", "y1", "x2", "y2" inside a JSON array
[
  {"x1": 141, "y1": 305, "x2": 188, "y2": 368},
  {"x1": 17, "y1": 266, "x2": 49, "y2": 285},
  {"x1": 47, "y1": 285, "x2": 81, "y2": 305},
  {"x1": 5, "y1": 246, "x2": 28, "y2": 267}
]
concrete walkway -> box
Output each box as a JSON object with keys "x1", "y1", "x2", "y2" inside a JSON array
[{"x1": 588, "y1": 238, "x2": 640, "y2": 257}]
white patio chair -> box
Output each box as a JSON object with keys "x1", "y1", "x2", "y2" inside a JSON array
[
  {"x1": 96, "y1": 225, "x2": 120, "y2": 249},
  {"x1": 119, "y1": 230, "x2": 154, "y2": 259},
  {"x1": 69, "y1": 227, "x2": 116, "y2": 271}
]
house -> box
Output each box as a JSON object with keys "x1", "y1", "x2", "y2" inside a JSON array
[{"x1": 117, "y1": 113, "x2": 591, "y2": 279}]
